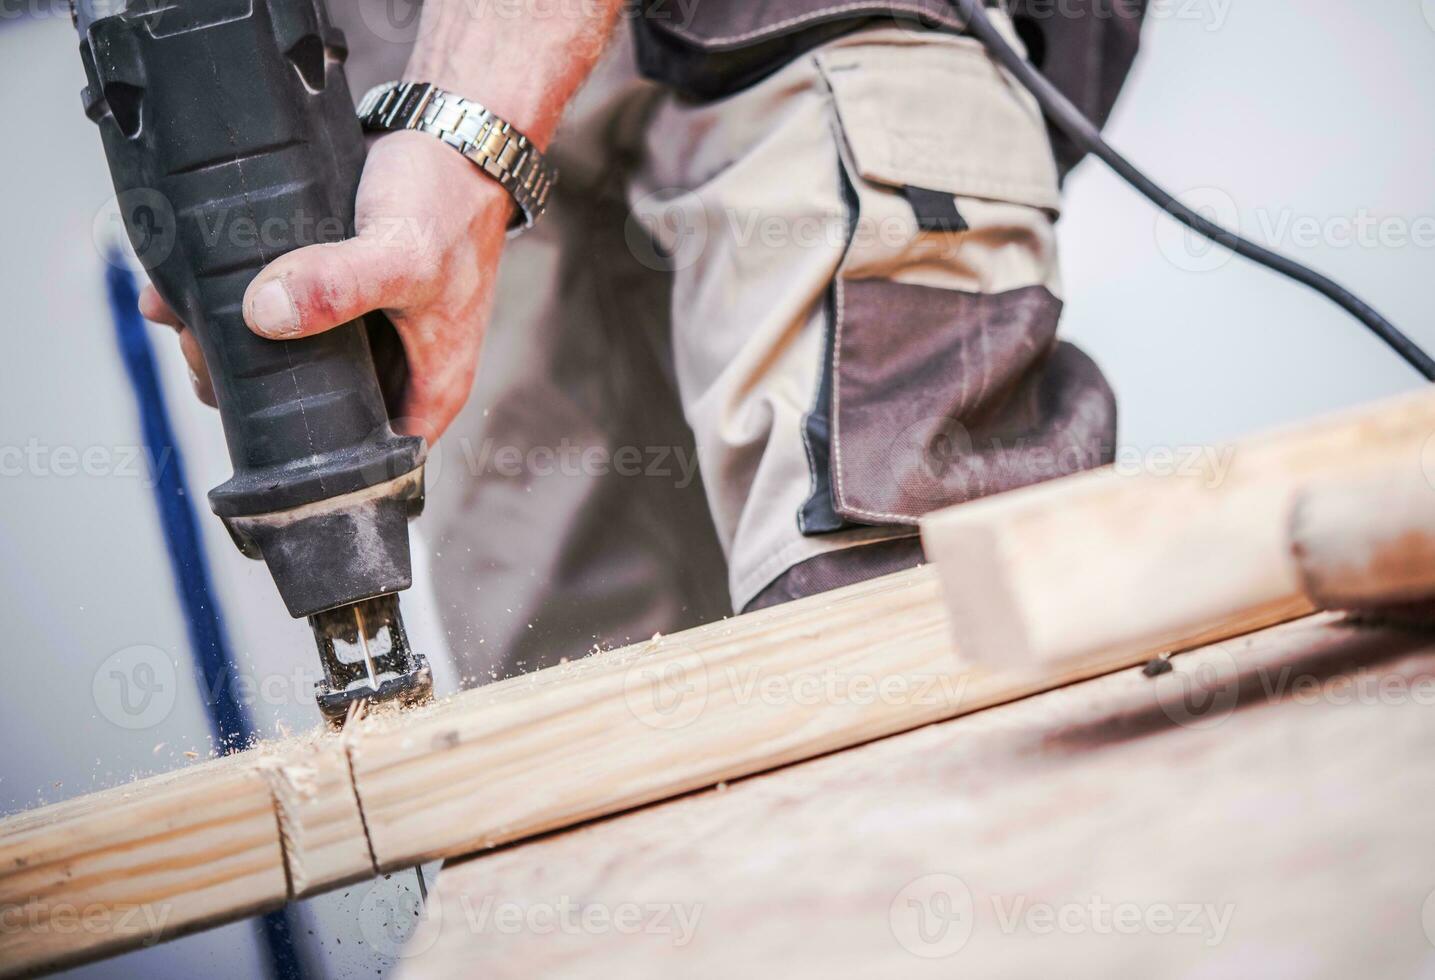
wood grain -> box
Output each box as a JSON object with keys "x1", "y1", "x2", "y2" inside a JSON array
[
  {"x1": 407, "y1": 615, "x2": 1435, "y2": 979},
  {"x1": 920, "y1": 387, "x2": 1435, "y2": 667},
  {"x1": 0, "y1": 757, "x2": 286, "y2": 976},
  {"x1": 0, "y1": 548, "x2": 1317, "y2": 975},
  {"x1": 0, "y1": 734, "x2": 369, "y2": 977}
]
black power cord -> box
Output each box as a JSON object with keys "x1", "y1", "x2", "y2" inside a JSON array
[{"x1": 950, "y1": 0, "x2": 1435, "y2": 381}]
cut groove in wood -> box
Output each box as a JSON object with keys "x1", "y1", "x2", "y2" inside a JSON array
[{"x1": 253, "y1": 736, "x2": 372, "y2": 896}]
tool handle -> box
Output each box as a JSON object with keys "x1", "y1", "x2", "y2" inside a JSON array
[{"x1": 80, "y1": 0, "x2": 422, "y2": 519}]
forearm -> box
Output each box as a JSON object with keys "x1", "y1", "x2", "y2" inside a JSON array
[{"x1": 404, "y1": 0, "x2": 626, "y2": 150}]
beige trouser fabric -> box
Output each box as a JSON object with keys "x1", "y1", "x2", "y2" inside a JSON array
[
  {"x1": 630, "y1": 18, "x2": 1112, "y2": 611},
  {"x1": 422, "y1": 16, "x2": 1115, "y2": 679},
  {"x1": 423, "y1": 39, "x2": 732, "y2": 682}
]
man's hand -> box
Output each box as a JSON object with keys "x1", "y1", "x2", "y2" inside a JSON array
[
  {"x1": 142, "y1": 0, "x2": 625, "y2": 444},
  {"x1": 140, "y1": 131, "x2": 510, "y2": 445}
]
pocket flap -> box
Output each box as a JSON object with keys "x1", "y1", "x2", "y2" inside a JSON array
[{"x1": 817, "y1": 35, "x2": 1061, "y2": 213}]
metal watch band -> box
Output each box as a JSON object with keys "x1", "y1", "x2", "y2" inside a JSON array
[{"x1": 356, "y1": 81, "x2": 555, "y2": 231}]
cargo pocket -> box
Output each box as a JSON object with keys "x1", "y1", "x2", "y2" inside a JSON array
[{"x1": 799, "y1": 30, "x2": 1116, "y2": 532}]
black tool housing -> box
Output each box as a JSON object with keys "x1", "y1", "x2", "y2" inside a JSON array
[{"x1": 79, "y1": 0, "x2": 424, "y2": 618}]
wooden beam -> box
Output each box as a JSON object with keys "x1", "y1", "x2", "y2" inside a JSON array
[
  {"x1": 920, "y1": 388, "x2": 1435, "y2": 667},
  {"x1": 0, "y1": 734, "x2": 367, "y2": 976},
  {"x1": 1290, "y1": 461, "x2": 1435, "y2": 607},
  {"x1": 0, "y1": 756, "x2": 286, "y2": 975},
  {"x1": 0, "y1": 526, "x2": 1324, "y2": 974}
]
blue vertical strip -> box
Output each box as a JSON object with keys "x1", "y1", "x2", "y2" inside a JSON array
[
  {"x1": 103, "y1": 255, "x2": 306, "y2": 980},
  {"x1": 104, "y1": 260, "x2": 246, "y2": 750}
]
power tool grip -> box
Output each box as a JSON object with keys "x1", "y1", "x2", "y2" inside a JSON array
[
  {"x1": 81, "y1": 0, "x2": 421, "y2": 515},
  {"x1": 80, "y1": 0, "x2": 424, "y2": 616}
]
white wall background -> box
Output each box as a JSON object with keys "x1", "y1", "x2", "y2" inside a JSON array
[
  {"x1": 1060, "y1": 0, "x2": 1435, "y2": 442},
  {"x1": 0, "y1": 1, "x2": 1431, "y2": 977}
]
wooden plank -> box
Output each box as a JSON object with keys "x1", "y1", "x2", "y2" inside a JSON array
[
  {"x1": 0, "y1": 555, "x2": 1313, "y2": 974},
  {"x1": 349, "y1": 567, "x2": 961, "y2": 870},
  {"x1": 406, "y1": 615, "x2": 1435, "y2": 978},
  {"x1": 346, "y1": 558, "x2": 1295, "y2": 873},
  {"x1": 0, "y1": 757, "x2": 286, "y2": 977},
  {"x1": 0, "y1": 735, "x2": 366, "y2": 977},
  {"x1": 919, "y1": 387, "x2": 1435, "y2": 667}
]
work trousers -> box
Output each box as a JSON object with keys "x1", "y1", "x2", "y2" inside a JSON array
[{"x1": 417, "y1": 17, "x2": 1116, "y2": 682}]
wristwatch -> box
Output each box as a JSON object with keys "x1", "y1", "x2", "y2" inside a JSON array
[{"x1": 357, "y1": 81, "x2": 556, "y2": 232}]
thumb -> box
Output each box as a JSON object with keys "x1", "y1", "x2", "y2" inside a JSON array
[{"x1": 243, "y1": 233, "x2": 412, "y2": 340}]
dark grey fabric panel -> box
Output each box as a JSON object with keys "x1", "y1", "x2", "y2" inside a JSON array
[
  {"x1": 743, "y1": 535, "x2": 926, "y2": 612},
  {"x1": 831, "y1": 280, "x2": 1116, "y2": 523},
  {"x1": 902, "y1": 185, "x2": 970, "y2": 233},
  {"x1": 1009, "y1": 0, "x2": 1148, "y2": 176}
]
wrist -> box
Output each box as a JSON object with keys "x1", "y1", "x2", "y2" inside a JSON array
[
  {"x1": 357, "y1": 79, "x2": 555, "y2": 229},
  {"x1": 398, "y1": 0, "x2": 620, "y2": 152},
  {"x1": 400, "y1": 66, "x2": 555, "y2": 151},
  {"x1": 369, "y1": 130, "x2": 516, "y2": 228}
]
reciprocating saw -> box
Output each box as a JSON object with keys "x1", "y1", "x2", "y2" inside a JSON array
[{"x1": 73, "y1": 0, "x2": 433, "y2": 726}]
